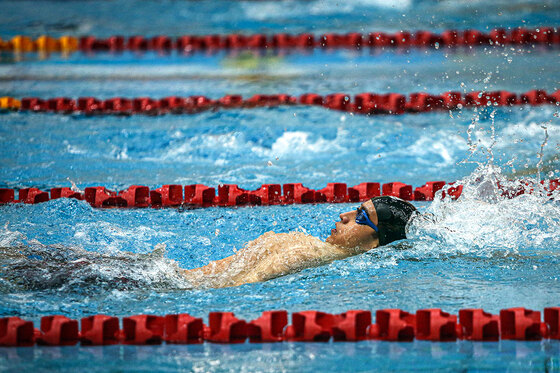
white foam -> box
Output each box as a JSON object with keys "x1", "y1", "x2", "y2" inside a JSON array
[
  {"x1": 407, "y1": 164, "x2": 560, "y2": 257},
  {"x1": 158, "y1": 132, "x2": 243, "y2": 162},
  {"x1": 371, "y1": 130, "x2": 467, "y2": 167},
  {"x1": 0, "y1": 223, "x2": 27, "y2": 247},
  {"x1": 268, "y1": 130, "x2": 345, "y2": 157},
  {"x1": 63, "y1": 140, "x2": 86, "y2": 155},
  {"x1": 73, "y1": 222, "x2": 176, "y2": 254}
]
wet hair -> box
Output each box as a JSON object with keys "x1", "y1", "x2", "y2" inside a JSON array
[{"x1": 371, "y1": 196, "x2": 417, "y2": 246}]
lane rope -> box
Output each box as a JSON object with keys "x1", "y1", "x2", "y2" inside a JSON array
[
  {"x1": 0, "y1": 181, "x2": 457, "y2": 207},
  {"x1": 1, "y1": 307, "x2": 559, "y2": 345},
  {"x1": 1, "y1": 179, "x2": 557, "y2": 208},
  {"x1": 1, "y1": 89, "x2": 559, "y2": 117},
  {"x1": 2, "y1": 27, "x2": 559, "y2": 55}
]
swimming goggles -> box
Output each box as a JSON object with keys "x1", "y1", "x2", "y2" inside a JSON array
[{"x1": 355, "y1": 207, "x2": 379, "y2": 232}]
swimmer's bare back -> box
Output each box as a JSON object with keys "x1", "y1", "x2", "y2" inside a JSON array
[{"x1": 182, "y1": 232, "x2": 364, "y2": 288}]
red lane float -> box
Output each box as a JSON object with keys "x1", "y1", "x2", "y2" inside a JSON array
[
  {"x1": 0, "y1": 188, "x2": 15, "y2": 204},
  {"x1": 459, "y1": 309, "x2": 500, "y2": 341},
  {"x1": 2, "y1": 177, "x2": 558, "y2": 209},
  {"x1": 3, "y1": 307, "x2": 560, "y2": 346},
  {"x1": 0, "y1": 317, "x2": 34, "y2": 346},
  {"x1": 545, "y1": 308, "x2": 560, "y2": 339},
  {"x1": 204, "y1": 312, "x2": 247, "y2": 343},
  {"x1": 150, "y1": 184, "x2": 183, "y2": 207},
  {"x1": 284, "y1": 311, "x2": 336, "y2": 342},
  {"x1": 19, "y1": 188, "x2": 49, "y2": 204},
  {"x1": 416, "y1": 309, "x2": 462, "y2": 341},
  {"x1": 51, "y1": 187, "x2": 83, "y2": 200},
  {"x1": 369, "y1": 309, "x2": 416, "y2": 341},
  {"x1": 500, "y1": 308, "x2": 548, "y2": 340},
  {"x1": 414, "y1": 181, "x2": 446, "y2": 201},
  {"x1": 80, "y1": 315, "x2": 120, "y2": 345},
  {"x1": 332, "y1": 310, "x2": 372, "y2": 341},
  {"x1": 36, "y1": 315, "x2": 79, "y2": 346},
  {"x1": 7, "y1": 89, "x2": 560, "y2": 117},
  {"x1": 164, "y1": 314, "x2": 204, "y2": 344},
  {"x1": 247, "y1": 311, "x2": 288, "y2": 343},
  {"x1": 122, "y1": 315, "x2": 164, "y2": 345}
]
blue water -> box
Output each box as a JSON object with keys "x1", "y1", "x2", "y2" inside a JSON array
[
  {"x1": 1, "y1": 341, "x2": 560, "y2": 372},
  {"x1": 1, "y1": 0, "x2": 560, "y2": 372}
]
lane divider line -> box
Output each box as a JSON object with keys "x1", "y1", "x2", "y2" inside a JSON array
[
  {"x1": 1, "y1": 89, "x2": 559, "y2": 116},
  {"x1": 0, "y1": 181, "x2": 454, "y2": 208},
  {"x1": 1, "y1": 179, "x2": 558, "y2": 208},
  {"x1": 1, "y1": 307, "x2": 559, "y2": 346},
  {"x1": 2, "y1": 27, "x2": 559, "y2": 55}
]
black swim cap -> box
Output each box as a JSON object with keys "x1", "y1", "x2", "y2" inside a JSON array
[{"x1": 371, "y1": 196, "x2": 417, "y2": 246}]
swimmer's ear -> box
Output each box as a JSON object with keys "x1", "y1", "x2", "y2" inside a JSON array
[{"x1": 150, "y1": 243, "x2": 167, "y2": 258}]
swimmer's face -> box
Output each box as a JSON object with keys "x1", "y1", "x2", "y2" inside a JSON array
[{"x1": 326, "y1": 199, "x2": 379, "y2": 250}]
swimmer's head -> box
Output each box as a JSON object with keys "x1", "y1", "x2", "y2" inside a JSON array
[{"x1": 326, "y1": 196, "x2": 417, "y2": 250}]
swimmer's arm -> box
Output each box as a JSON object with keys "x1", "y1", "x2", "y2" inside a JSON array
[
  {"x1": 185, "y1": 255, "x2": 236, "y2": 276},
  {"x1": 183, "y1": 237, "x2": 354, "y2": 287},
  {"x1": 248, "y1": 243, "x2": 353, "y2": 283}
]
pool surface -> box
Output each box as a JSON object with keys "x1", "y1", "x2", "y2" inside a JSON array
[{"x1": 1, "y1": 0, "x2": 560, "y2": 371}]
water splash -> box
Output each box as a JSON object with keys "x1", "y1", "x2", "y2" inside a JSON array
[
  {"x1": 407, "y1": 164, "x2": 560, "y2": 257},
  {"x1": 66, "y1": 177, "x2": 83, "y2": 193},
  {"x1": 0, "y1": 222, "x2": 27, "y2": 247},
  {"x1": 403, "y1": 99, "x2": 560, "y2": 258},
  {"x1": 536, "y1": 124, "x2": 549, "y2": 183},
  {"x1": 0, "y1": 241, "x2": 192, "y2": 293}
]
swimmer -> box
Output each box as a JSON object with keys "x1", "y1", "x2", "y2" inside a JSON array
[
  {"x1": 0, "y1": 196, "x2": 417, "y2": 291},
  {"x1": 183, "y1": 196, "x2": 416, "y2": 288}
]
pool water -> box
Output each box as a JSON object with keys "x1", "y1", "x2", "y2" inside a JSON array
[{"x1": 1, "y1": 0, "x2": 560, "y2": 371}]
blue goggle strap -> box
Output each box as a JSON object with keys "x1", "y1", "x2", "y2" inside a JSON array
[{"x1": 355, "y1": 208, "x2": 379, "y2": 233}]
